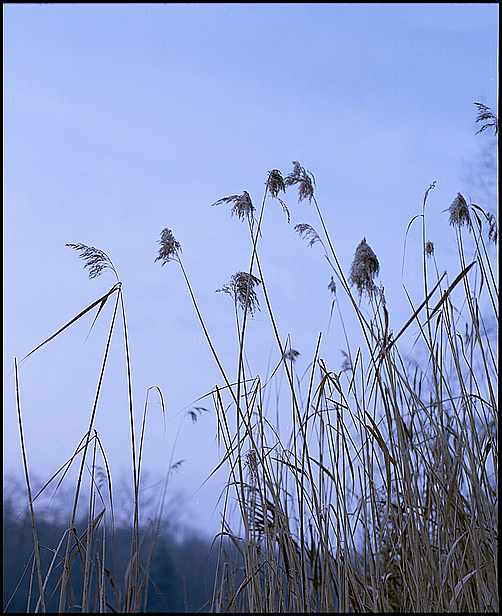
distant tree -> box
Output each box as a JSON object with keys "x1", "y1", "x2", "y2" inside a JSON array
[{"x1": 3, "y1": 479, "x2": 218, "y2": 613}]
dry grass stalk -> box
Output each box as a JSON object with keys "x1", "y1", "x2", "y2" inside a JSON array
[{"x1": 205, "y1": 149, "x2": 497, "y2": 611}]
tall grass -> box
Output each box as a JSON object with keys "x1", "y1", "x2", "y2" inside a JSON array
[
  {"x1": 155, "y1": 115, "x2": 497, "y2": 611},
  {"x1": 7, "y1": 104, "x2": 497, "y2": 612},
  {"x1": 6, "y1": 248, "x2": 176, "y2": 612}
]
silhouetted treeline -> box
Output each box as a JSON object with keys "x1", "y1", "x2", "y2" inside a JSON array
[{"x1": 3, "y1": 495, "x2": 219, "y2": 613}]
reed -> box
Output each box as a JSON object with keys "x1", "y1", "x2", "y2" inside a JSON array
[
  {"x1": 8, "y1": 103, "x2": 497, "y2": 612},
  {"x1": 182, "y1": 111, "x2": 496, "y2": 612},
  {"x1": 7, "y1": 247, "x2": 177, "y2": 613}
]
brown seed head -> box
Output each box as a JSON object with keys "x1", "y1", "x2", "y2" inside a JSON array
[
  {"x1": 155, "y1": 228, "x2": 182, "y2": 265},
  {"x1": 348, "y1": 238, "x2": 380, "y2": 298},
  {"x1": 216, "y1": 271, "x2": 262, "y2": 315},
  {"x1": 285, "y1": 161, "x2": 316, "y2": 203},
  {"x1": 448, "y1": 193, "x2": 471, "y2": 228}
]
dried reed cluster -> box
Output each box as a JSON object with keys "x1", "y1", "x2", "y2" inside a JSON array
[
  {"x1": 245, "y1": 449, "x2": 259, "y2": 483},
  {"x1": 212, "y1": 190, "x2": 255, "y2": 223},
  {"x1": 266, "y1": 168, "x2": 291, "y2": 221},
  {"x1": 448, "y1": 193, "x2": 471, "y2": 228},
  {"x1": 266, "y1": 168, "x2": 286, "y2": 197},
  {"x1": 348, "y1": 237, "x2": 380, "y2": 297},
  {"x1": 285, "y1": 160, "x2": 316, "y2": 203},
  {"x1": 474, "y1": 101, "x2": 499, "y2": 135},
  {"x1": 295, "y1": 222, "x2": 321, "y2": 247},
  {"x1": 66, "y1": 243, "x2": 118, "y2": 279},
  {"x1": 485, "y1": 211, "x2": 498, "y2": 243},
  {"x1": 155, "y1": 227, "x2": 182, "y2": 264},
  {"x1": 216, "y1": 271, "x2": 262, "y2": 315}
]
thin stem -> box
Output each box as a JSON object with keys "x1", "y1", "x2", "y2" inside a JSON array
[{"x1": 15, "y1": 358, "x2": 46, "y2": 613}]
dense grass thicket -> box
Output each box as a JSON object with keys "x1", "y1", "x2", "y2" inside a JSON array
[{"x1": 4, "y1": 104, "x2": 498, "y2": 612}]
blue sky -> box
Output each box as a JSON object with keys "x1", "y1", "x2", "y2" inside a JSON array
[{"x1": 3, "y1": 3, "x2": 498, "y2": 537}]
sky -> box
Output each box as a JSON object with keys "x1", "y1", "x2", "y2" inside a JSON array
[{"x1": 3, "y1": 3, "x2": 498, "y2": 538}]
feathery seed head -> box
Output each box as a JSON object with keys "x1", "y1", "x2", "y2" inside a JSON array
[
  {"x1": 285, "y1": 161, "x2": 316, "y2": 203},
  {"x1": 295, "y1": 223, "x2": 321, "y2": 247},
  {"x1": 474, "y1": 102, "x2": 498, "y2": 136},
  {"x1": 486, "y1": 212, "x2": 498, "y2": 243},
  {"x1": 266, "y1": 168, "x2": 290, "y2": 221},
  {"x1": 266, "y1": 169, "x2": 286, "y2": 198},
  {"x1": 216, "y1": 271, "x2": 261, "y2": 315},
  {"x1": 66, "y1": 243, "x2": 118, "y2": 280},
  {"x1": 348, "y1": 238, "x2": 380, "y2": 298},
  {"x1": 155, "y1": 228, "x2": 182, "y2": 265},
  {"x1": 423, "y1": 181, "x2": 436, "y2": 209},
  {"x1": 245, "y1": 449, "x2": 259, "y2": 483},
  {"x1": 212, "y1": 191, "x2": 255, "y2": 224},
  {"x1": 448, "y1": 193, "x2": 471, "y2": 228},
  {"x1": 231, "y1": 190, "x2": 254, "y2": 221}
]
